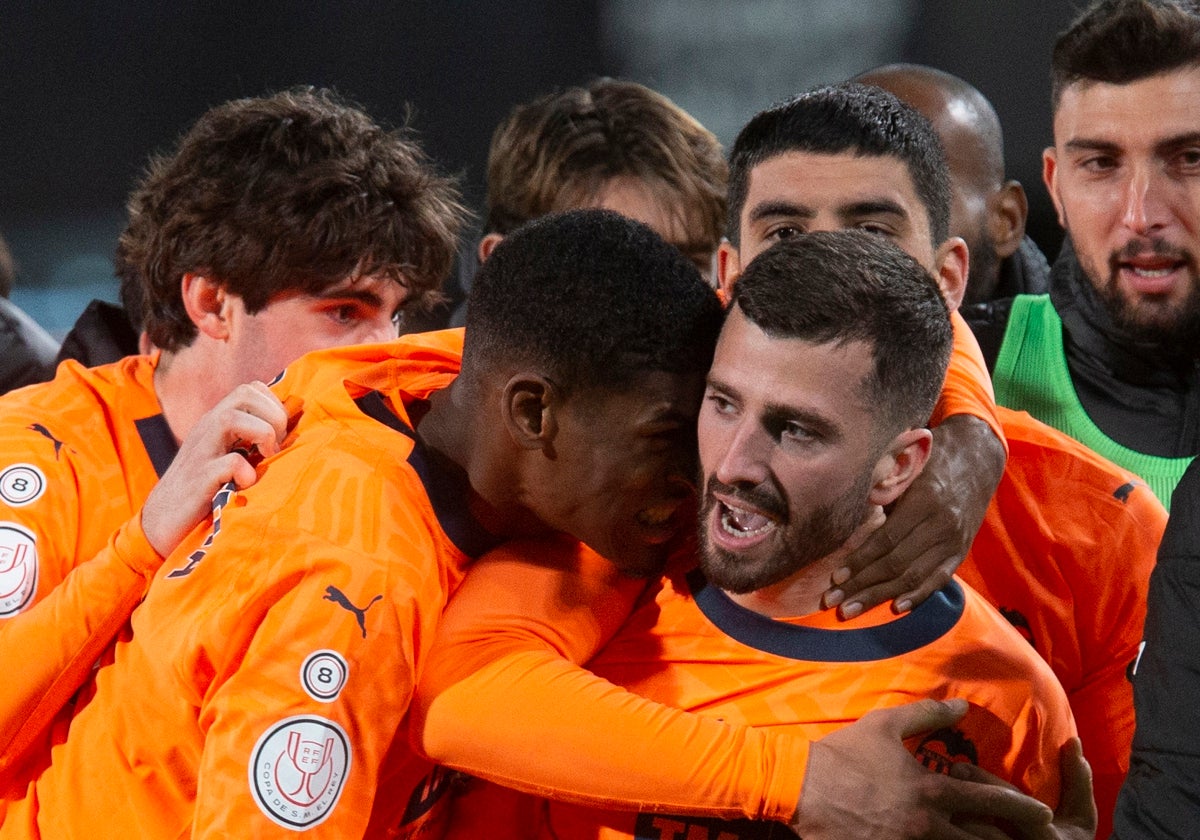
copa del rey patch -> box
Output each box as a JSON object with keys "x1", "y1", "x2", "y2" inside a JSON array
[
  {"x1": 0, "y1": 522, "x2": 37, "y2": 618},
  {"x1": 249, "y1": 715, "x2": 351, "y2": 830}
]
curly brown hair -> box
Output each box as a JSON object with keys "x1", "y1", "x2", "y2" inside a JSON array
[
  {"x1": 483, "y1": 79, "x2": 726, "y2": 263},
  {"x1": 117, "y1": 86, "x2": 465, "y2": 351}
]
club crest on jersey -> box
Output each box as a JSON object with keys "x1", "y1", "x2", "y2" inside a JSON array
[
  {"x1": 249, "y1": 715, "x2": 350, "y2": 830},
  {"x1": 301, "y1": 650, "x2": 349, "y2": 703},
  {"x1": 0, "y1": 464, "x2": 46, "y2": 507},
  {"x1": 0, "y1": 522, "x2": 38, "y2": 618},
  {"x1": 914, "y1": 726, "x2": 979, "y2": 774}
]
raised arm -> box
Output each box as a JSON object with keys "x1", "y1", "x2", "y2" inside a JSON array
[{"x1": 0, "y1": 382, "x2": 286, "y2": 781}]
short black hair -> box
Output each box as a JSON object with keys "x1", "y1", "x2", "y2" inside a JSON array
[
  {"x1": 732, "y1": 229, "x2": 952, "y2": 434},
  {"x1": 464, "y1": 208, "x2": 724, "y2": 394},
  {"x1": 727, "y1": 83, "x2": 950, "y2": 249},
  {"x1": 1052, "y1": 0, "x2": 1200, "y2": 110}
]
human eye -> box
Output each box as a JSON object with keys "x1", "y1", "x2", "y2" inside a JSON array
[
  {"x1": 326, "y1": 303, "x2": 365, "y2": 326},
  {"x1": 704, "y1": 390, "x2": 738, "y2": 416},
  {"x1": 1078, "y1": 153, "x2": 1118, "y2": 174},
  {"x1": 781, "y1": 420, "x2": 818, "y2": 443},
  {"x1": 765, "y1": 223, "x2": 803, "y2": 241},
  {"x1": 1172, "y1": 147, "x2": 1200, "y2": 174},
  {"x1": 855, "y1": 220, "x2": 896, "y2": 238}
]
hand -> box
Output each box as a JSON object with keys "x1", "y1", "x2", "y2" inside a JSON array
[
  {"x1": 792, "y1": 699, "x2": 1052, "y2": 840},
  {"x1": 947, "y1": 739, "x2": 1096, "y2": 840},
  {"x1": 141, "y1": 382, "x2": 287, "y2": 557},
  {"x1": 824, "y1": 415, "x2": 1005, "y2": 617}
]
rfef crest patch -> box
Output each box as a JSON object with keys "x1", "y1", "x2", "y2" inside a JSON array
[
  {"x1": 0, "y1": 522, "x2": 38, "y2": 618},
  {"x1": 300, "y1": 650, "x2": 349, "y2": 703},
  {"x1": 0, "y1": 464, "x2": 46, "y2": 507},
  {"x1": 249, "y1": 715, "x2": 351, "y2": 830}
]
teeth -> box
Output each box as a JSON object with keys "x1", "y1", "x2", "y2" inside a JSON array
[
  {"x1": 637, "y1": 505, "x2": 675, "y2": 527},
  {"x1": 720, "y1": 504, "x2": 774, "y2": 537},
  {"x1": 1130, "y1": 266, "x2": 1174, "y2": 278}
]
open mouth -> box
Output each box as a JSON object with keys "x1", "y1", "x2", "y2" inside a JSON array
[
  {"x1": 719, "y1": 499, "x2": 776, "y2": 537},
  {"x1": 634, "y1": 501, "x2": 683, "y2": 543}
]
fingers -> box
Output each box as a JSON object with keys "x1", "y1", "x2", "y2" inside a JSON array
[
  {"x1": 1052, "y1": 738, "x2": 1096, "y2": 837},
  {"x1": 211, "y1": 382, "x2": 288, "y2": 459},
  {"x1": 930, "y1": 776, "x2": 1052, "y2": 830},
  {"x1": 864, "y1": 697, "x2": 970, "y2": 740}
]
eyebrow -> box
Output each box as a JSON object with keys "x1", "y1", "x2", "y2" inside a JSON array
[
  {"x1": 748, "y1": 200, "x2": 814, "y2": 226},
  {"x1": 312, "y1": 286, "x2": 388, "y2": 309},
  {"x1": 1065, "y1": 131, "x2": 1200, "y2": 156},
  {"x1": 747, "y1": 198, "x2": 909, "y2": 226},
  {"x1": 706, "y1": 375, "x2": 839, "y2": 441}
]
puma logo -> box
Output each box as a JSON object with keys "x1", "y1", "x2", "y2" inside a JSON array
[
  {"x1": 323, "y1": 585, "x2": 383, "y2": 638},
  {"x1": 28, "y1": 424, "x2": 65, "y2": 458}
]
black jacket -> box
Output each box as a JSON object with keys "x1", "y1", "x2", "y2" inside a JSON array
[
  {"x1": 0, "y1": 297, "x2": 58, "y2": 395},
  {"x1": 963, "y1": 238, "x2": 1200, "y2": 457},
  {"x1": 1113, "y1": 458, "x2": 1200, "y2": 838}
]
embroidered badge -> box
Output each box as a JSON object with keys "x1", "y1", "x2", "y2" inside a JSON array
[
  {"x1": 0, "y1": 522, "x2": 38, "y2": 618},
  {"x1": 300, "y1": 650, "x2": 349, "y2": 703},
  {"x1": 249, "y1": 715, "x2": 351, "y2": 830},
  {"x1": 0, "y1": 464, "x2": 46, "y2": 507}
]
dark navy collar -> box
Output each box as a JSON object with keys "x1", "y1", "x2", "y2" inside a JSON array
[
  {"x1": 355, "y1": 390, "x2": 502, "y2": 559},
  {"x1": 688, "y1": 568, "x2": 964, "y2": 662},
  {"x1": 134, "y1": 414, "x2": 179, "y2": 479}
]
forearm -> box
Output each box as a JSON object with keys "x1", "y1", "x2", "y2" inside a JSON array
[
  {"x1": 0, "y1": 512, "x2": 160, "y2": 779},
  {"x1": 413, "y1": 540, "x2": 806, "y2": 822},
  {"x1": 414, "y1": 647, "x2": 806, "y2": 821}
]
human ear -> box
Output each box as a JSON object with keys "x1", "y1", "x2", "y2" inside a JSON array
[
  {"x1": 716, "y1": 240, "x2": 742, "y2": 306},
  {"x1": 988, "y1": 181, "x2": 1028, "y2": 260},
  {"x1": 180, "y1": 273, "x2": 231, "y2": 340},
  {"x1": 932, "y1": 238, "x2": 969, "y2": 313},
  {"x1": 867, "y1": 428, "x2": 933, "y2": 507},
  {"x1": 500, "y1": 374, "x2": 559, "y2": 453},
  {"x1": 477, "y1": 233, "x2": 505, "y2": 264},
  {"x1": 1042, "y1": 146, "x2": 1066, "y2": 228}
]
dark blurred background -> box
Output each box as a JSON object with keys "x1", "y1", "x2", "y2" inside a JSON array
[{"x1": 1, "y1": 1, "x2": 1076, "y2": 336}]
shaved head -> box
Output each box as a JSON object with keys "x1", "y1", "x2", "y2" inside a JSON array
[{"x1": 857, "y1": 63, "x2": 1025, "y2": 302}]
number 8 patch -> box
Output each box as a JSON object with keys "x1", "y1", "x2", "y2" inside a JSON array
[
  {"x1": 300, "y1": 650, "x2": 349, "y2": 702},
  {"x1": 0, "y1": 464, "x2": 46, "y2": 507}
]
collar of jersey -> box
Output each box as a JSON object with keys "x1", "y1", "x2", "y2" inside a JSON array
[
  {"x1": 355, "y1": 389, "x2": 503, "y2": 559},
  {"x1": 688, "y1": 569, "x2": 964, "y2": 662}
]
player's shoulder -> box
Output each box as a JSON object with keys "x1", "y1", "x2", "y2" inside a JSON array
[
  {"x1": 998, "y1": 407, "x2": 1165, "y2": 521},
  {"x1": 953, "y1": 577, "x2": 1066, "y2": 689}
]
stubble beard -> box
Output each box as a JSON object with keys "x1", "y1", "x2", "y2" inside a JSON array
[{"x1": 698, "y1": 472, "x2": 873, "y2": 595}]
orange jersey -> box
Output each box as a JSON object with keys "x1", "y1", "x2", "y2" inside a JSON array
[
  {"x1": 931, "y1": 310, "x2": 1006, "y2": 450},
  {"x1": 0, "y1": 332, "x2": 493, "y2": 839},
  {"x1": 960, "y1": 406, "x2": 1166, "y2": 838},
  {"x1": 441, "y1": 546, "x2": 1075, "y2": 840},
  {"x1": 0, "y1": 355, "x2": 173, "y2": 780}
]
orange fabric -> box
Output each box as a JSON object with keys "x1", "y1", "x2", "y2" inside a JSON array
[
  {"x1": 0, "y1": 336, "x2": 476, "y2": 839},
  {"x1": 0, "y1": 355, "x2": 166, "y2": 782},
  {"x1": 959, "y1": 406, "x2": 1167, "y2": 840},
  {"x1": 931, "y1": 311, "x2": 1006, "y2": 451},
  {"x1": 413, "y1": 537, "x2": 811, "y2": 834},
  {"x1": 439, "y1": 547, "x2": 1075, "y2": 840}
]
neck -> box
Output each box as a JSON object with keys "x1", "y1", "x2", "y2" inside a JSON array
[
  {"x1": 152, "y1": 342, "x2": 236, "y2": 445},
  {"x1": 724, "y1": 552, "x2": 842, "y2": 619},
  {"x1": 418, "y1": 380, "x2": 550, "y2": 542}
]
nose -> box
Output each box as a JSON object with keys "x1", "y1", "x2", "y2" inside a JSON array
[
  {"x1": 1122, "y1": 165, "x2": 1169, "y2": 235},
  {"x1": 710, "y1": 419, "x2": 771, "y2": 489}
]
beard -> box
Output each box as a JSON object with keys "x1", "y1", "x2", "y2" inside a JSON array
[
  {"x1": 698, "y1": 471, "x2": 873, "y2": 595},
  {"x1": 1087, "y1": 238, "x2": 1200, "y2": 345}
]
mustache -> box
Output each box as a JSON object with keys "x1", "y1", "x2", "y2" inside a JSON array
[
  {"x1": 1112, "y1": 238, "x2": 1194, "y2": 264},
  {"x1": 702, "y1": 475, "x2": 787, "y2": 521}
]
